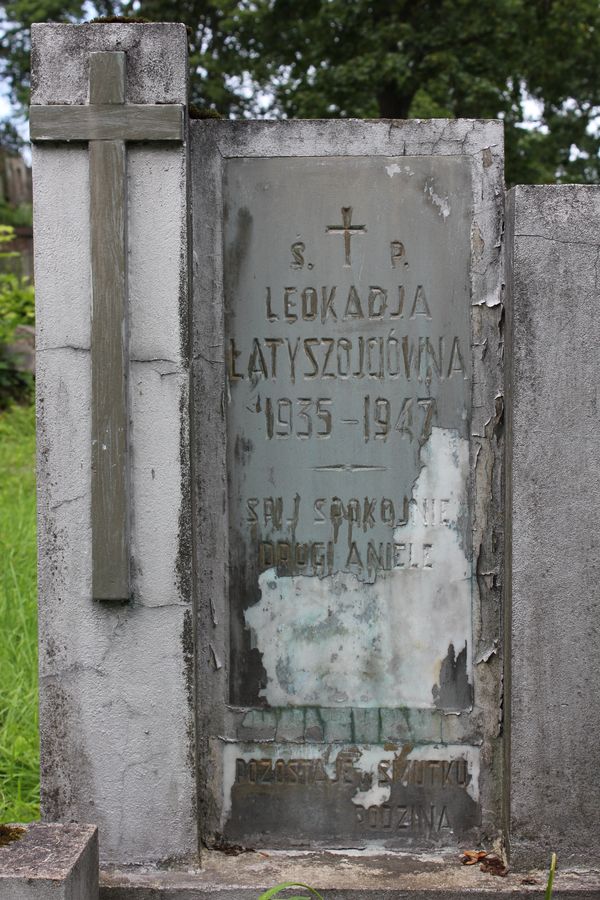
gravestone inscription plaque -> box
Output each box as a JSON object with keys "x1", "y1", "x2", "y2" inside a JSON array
[{"x1": 194, "y1": 121, "x2": 504, "y2": 849}]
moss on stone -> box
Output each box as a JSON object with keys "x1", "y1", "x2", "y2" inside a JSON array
[{"x1": 0, "y1": 824, "x2": 26, "y2": 847}]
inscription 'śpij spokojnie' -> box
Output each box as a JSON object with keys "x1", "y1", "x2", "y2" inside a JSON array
[{"x1": 224, "y1": 156, "x2": 473, "y2": 712}]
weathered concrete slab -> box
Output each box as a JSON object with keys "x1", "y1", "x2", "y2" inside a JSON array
[
  {"x1": 193, "y1": 119, "x2": 505, "y2": 850},
  {"x1": 0, "y1": 823, "x2": 98, "y2": 899},
  {"x1": 506, "y1": 184, "x2": 600, "y2": 867},
  {"x1": 100, "y1": 852, "x2": 600, "y2": 899},
  {"x1": 30, "y1": 23, "x2": 187, "y2": 106},
  {"x1": 32, "y1": 23, "x2": 194, "y2": 866}
]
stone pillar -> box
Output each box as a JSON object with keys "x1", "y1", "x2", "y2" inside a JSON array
[
  {"x1": 506, "y1": 185, "x2": 600, "y2": 867},
  {"x1": 31, "y1": 24, "x2": 196, "y2": 865}
]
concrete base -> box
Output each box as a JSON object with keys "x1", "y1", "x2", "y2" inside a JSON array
[
  {"x1": 101, "y1": 851, "x2": 600, "y2": 899},
  {"x1": 0, "y1": 822, "x2": 98, "y2": 899}
]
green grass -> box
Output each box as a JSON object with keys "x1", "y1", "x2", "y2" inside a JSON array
[{"x1": 0, "y1": 402, "x2": 39, "y2": 822}]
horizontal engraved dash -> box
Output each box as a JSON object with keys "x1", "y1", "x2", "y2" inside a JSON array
[
  {"x1": 312, "y1": 464, "x2": 388, "y2": 472},
  {"x1": 340, "y1": 418, "x2": 359, "y2": 424}
]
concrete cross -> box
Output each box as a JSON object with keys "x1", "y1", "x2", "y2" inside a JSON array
[{"x1": 30, "y1": 51, "x2": 184, "y2": 602}]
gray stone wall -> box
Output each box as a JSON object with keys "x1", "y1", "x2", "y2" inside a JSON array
[{"x1": 506, "y1": 184, "x2": 600, "y2": 867}]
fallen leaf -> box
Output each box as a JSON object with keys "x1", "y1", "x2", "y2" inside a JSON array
[{"x1": 461, "y1": 850, "x2": 488, "y2": 865}]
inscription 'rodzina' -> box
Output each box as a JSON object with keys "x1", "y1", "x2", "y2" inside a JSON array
[
  {"x1": 225, "y1": 158, "x2": 472, "y2": 713},
  {"x1": 194, "y1": 126, "x2": 503, "y2": 851}
]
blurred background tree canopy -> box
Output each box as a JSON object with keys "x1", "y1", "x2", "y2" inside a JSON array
[{"x1": 1, "y1": 0, "x2": 599, "y2": 184}]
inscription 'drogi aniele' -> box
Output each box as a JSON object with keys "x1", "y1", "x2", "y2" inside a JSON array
[{"x1": 224, "y1": 157, "x2": 473, "y2": 715}]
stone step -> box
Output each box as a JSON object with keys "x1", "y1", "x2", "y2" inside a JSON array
[
  {"x1": 100, "y1": 851, "x2": 600, "y2": 899},
  {"x1": 0, "y1": 822, "x2": 98, "y2": 899}
]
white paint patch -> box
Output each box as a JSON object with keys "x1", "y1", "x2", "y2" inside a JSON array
[
  {"x1": 385, "y1": 162, "x2": 414, "y2": 177},
  {"x1": 245, "y1": 427, "x2": 471, "y2": 708},
  {"x1": 349, "y1": 746, "x2": 392, "y2": 808},
  {"x1": 424, "y1": 180, "x2": 451, "y2": 219},
  {"x1": 352, "y1": 783, "x2": 392, "y2": 807},
  {"x1": 349, "y1": 739, "x2": 480, "y2": 808}
]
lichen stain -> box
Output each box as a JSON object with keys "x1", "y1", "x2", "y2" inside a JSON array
[
  {"x1": 245, "y1": 427, "x2": 472, "y2": 709},
  {"x1": 0, "y1": 824, "x2": 26, "y2": 847},
  {"x1": 432, "y1": 642, "x2": 473, "y2": 712}
]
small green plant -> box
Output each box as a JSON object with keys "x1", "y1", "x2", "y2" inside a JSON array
[
  {"x1": 545, "y1": 852, "x2": 557, "y2": 900},
  {"x1": 0, "y1": 225, "x2": 35, "y2": 406},
  {"x1": 258, "y1": 884, "x2": 325, "y2": 900}
]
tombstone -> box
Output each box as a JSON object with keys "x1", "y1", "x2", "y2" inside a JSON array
[
  {"x1": 30, "y1": 17, "x2": 600, "y2": 899},
  {"x1": 194, "y1": 122, "x2": 504, "y2": 850}
]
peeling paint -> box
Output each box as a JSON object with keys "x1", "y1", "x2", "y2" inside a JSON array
[
  {"x1": 245, "y1": 428, "x2": 471, "y2": 709},
  {"x1": 196, "y1": 125, "x2": 505, "y2": 849},
  {"x1": 476, "y1": 640, "x2": 499, "y2": 664},
  {"x1": 385, "y1": 162, "x2": 414, "y2": 178},
  {"x1": 424, "y1": 180, "x2": 451, "y2": 219}
]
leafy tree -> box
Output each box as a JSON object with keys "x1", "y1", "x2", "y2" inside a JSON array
[{"x1": 1, "y1": 0, "x2": 599, "y2": 184}]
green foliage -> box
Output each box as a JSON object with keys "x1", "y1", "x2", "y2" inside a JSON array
[
  {"x1": 0, "y1": 119, "x2": 26, "y2": 155},
  {"x1": 0, "y1": 226, "x2": 35, "y2": 407},
  {"x1": 0, "y1": 402, "x2": 39, "y2": 823},
  {"x1": 1, "y1": 2, "x2": 599, "y2": 178},
  {"x1": 258, "y1": 883, "x2": 325, "y2": 900},
  {"x1": 0, "y1": 201, "x2": 33, "y2": 228}
]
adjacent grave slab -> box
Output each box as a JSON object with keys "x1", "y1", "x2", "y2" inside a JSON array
[
  {"x1": 0, "y1": 823, "x2": 98, "y2": 899},
  {"x1": 506, "y1": 185, "x2": 600, "y2": 868},
  {"x1": 193, "y1": 119, "x2": 505, "y2": 850}
]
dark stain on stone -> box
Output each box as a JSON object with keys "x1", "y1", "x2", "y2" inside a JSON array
[
  {"x1": 433, "y1": 642, "x2": 473, "y2": 711},
  {"x1": 181, "y1": 608, "x2": 194, "y2": 702},
  {"x1": 0, "y1": 825, "x2": 26, "y2": 848},
  {"x1": 492, "y1": 393, "x2": 504, "y2": 444},
  {"x1": 224, "y1": 206, "x2": 253, "y2": 299},
  {"x1": 211, "y1": 832, "x2": 255, "y2": 855},
  {"x1": 181, "y1": 607, "x2": 196, "y2": 772},
  {"x1": 39, "y1": 682, "x2": 93, "y2": 822},
  {"x1": 229, "y1": 551, "x2": 268, "y2": 707},
  {"x1": 234, "y1": 435, "x2": 254, "y2": 462},
  {"x1": 175, "y1": 386, "x2": 192, "y2": 604}
]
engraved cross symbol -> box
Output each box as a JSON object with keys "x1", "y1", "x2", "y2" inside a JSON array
[
  {"x1": 326, "y1": 206, "x2": 367, "y2": 266},
  {"x1": 31, "y1": 52, "x2": 184, "y2": 602}
]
